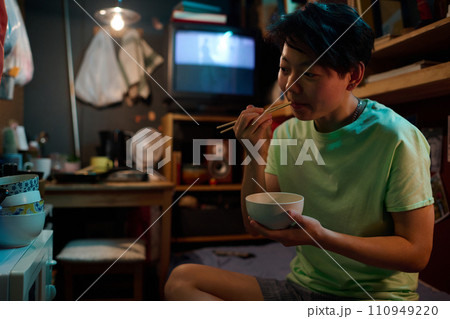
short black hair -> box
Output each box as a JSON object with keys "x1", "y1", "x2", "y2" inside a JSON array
[{"x1": 266, "y1": 2, "x2": 375, "y2": 76}]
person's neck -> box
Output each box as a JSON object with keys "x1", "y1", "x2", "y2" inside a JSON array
[{"x1": 314, "y1": 96, "x2": 359, "y2": 133}]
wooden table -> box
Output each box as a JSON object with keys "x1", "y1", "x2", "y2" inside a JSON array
[{"x1": 44, "y1": 180, "x2": 174, "y2": 297}]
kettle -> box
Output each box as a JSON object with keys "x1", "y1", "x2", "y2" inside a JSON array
[{"x1": 97, "y1": 130, "x2": 133, "y2": 168}]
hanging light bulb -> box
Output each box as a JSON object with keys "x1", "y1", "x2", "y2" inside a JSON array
[
  {"x1": 95, "y1": 1, "x2": 140, "y2": 31},
  {"x1": 110, "y1": 12, "x2": 125, "y2": 31}
]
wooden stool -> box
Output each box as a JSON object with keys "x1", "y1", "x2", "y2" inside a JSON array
[{"x1": 57, "y1": 238, "x2": 146, "y2": 300}]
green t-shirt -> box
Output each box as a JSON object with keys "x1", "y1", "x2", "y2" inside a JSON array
[{"x1": 265, "y1": 99, "x2": 434, "y2": 300}]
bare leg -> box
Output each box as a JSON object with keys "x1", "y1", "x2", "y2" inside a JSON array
[{"x1": 164, "y1": 264, "x2": 264, "y2": 301}]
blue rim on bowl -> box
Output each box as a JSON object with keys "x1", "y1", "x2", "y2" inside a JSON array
[{"x1": 0, "y1": 174, "x2": 39, "y2": 195}]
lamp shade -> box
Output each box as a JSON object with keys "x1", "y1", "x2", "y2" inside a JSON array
[{"x1": 94, "y1": 7, "x2": 141, "y2": 29}]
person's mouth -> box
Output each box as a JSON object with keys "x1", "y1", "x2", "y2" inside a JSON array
[{"x1": 290, "y1": 102, "x2": 309, "y2": 110}]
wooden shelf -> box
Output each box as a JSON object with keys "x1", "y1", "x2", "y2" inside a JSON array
[
  {"x1": 373, "y1": 17, "x2": 450, "y2": 59},
  {"x1": 171, "y1": 233, "x2": 265, "y2": 243},
  {"x1": 175, "y1": 183, "x2": 242, "y2": 192},
  {"x1": 162, "y1": 113, "x2": 258, "y2": 245},
  {"x1": 354, "y1": 62, "x2": 450, "y2": 104}
]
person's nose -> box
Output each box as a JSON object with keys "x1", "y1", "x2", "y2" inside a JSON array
[{"x1": 286, "y1": 74, "x2": 302, "y2": 95}]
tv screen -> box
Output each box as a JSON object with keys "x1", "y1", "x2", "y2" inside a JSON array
[{"x1": 167, "y1": 23, "x2": 258, "y2": 108}]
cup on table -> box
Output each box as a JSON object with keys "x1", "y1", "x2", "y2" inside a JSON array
[
  {"x1": 90, "y1": 156, "x2": 113, "y2": 173},
  {"x1": 63, "y1": 161, "x2": 80, "y2": 173},
  {"x1": 24, "y1": 158, "x2": 52, "y2": 180}
]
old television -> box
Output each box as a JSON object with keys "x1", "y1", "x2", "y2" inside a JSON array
[{"x1": 167, "y1": 23, "x2": 260, "y2": 113}]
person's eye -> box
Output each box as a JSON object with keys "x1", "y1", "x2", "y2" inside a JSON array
[
  {"x1": 279, "y1": 66, "x2": 289, "y2": 73},
  {"x1": 304, "y1": 72, "x2": 316, "y2": 78}
]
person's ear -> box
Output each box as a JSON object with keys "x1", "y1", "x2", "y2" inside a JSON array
[{"x1": 346, "y1": 62, "x2": 365, "y2": 91}]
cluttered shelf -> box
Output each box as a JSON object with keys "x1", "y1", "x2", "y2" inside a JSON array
[
  {"x1": 354, "y1": 61, "x2": 450, "y2": 105},
  {"x1": 163, "y1": 112, "x2": 251, "y2": 244},
  {"x1": 372, "y1": 17, "x2": 450, "y2": 59}
]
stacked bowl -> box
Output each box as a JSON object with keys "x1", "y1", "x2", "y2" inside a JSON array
[{"x1": 0, "y1": 174, "x2": 45, "y2": 248}]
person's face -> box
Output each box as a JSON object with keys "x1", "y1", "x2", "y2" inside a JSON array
[{"x1": 277, "y1": 42, "x2": 351, "y2": 122}]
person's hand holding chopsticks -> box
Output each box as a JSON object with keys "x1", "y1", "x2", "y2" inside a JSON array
[
  {"x1": 217, "y1": 101, "x2": 291, "y2": 134},
  {"x1": 233, "y1": 105, "x2": 274, "y2": 161}
]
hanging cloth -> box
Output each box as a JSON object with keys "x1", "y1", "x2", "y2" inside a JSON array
[
  {"x1": 118, "y1": 28, "x2": 163, "y2": 106},
  {"x1": 75, "y1": 31, "x2": 127, "y2": 107}
]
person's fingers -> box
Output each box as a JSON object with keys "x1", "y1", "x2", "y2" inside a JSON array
[
  {"x1": 235, "y1": 111, "x2": 265, "y2": 136},
  {"x1": 288, "y1": 209, "x2": 300, "y2": 218},
  {"x1": 287, "y1": 210, "x2": 305, "y2": 226},
  {"x1": 235, "y1": 106, "x2": 261, "y2": 128},
  {"x1": 249, "y1": 219, "x2": 296, "y2": 243},
  {"x1": 244, "y1": 112, "x2": 273, "y2": 135},
  {"x1": 249, "y1": 219, "x2": 269, "y2": 236},
  {"x1": 260, "y1": 116, "x2": 273, "y2": 129},
  {"x1": 246, "y1": 216, "x2": 263, "y2": 236},
  {"x1": 234, "y1": 113, "x2": 255, "y2": 136}
]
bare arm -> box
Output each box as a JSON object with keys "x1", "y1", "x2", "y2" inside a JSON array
[
  {"x1": 250, "y1": 205, "x2": 434, "y2": 272},
  {"x1": 320, "y1": 205, "x2": 434, "y2": 272}
]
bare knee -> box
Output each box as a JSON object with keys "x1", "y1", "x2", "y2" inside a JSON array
[
  {"x1": 164, "y1": 263, "x2": 262, "y2": 301},
  {"x1": 164, "y1": 263, "x2": 198, "y2": 300}
]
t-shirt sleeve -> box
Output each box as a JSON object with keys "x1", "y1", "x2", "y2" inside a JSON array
[{"x1": 385, "y1": 127, "x2": 434, "y2": 212}]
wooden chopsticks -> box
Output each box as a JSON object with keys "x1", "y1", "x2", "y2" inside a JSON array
[{"x1": 217, "y1": 101, "x2": 292, "y2": 134}]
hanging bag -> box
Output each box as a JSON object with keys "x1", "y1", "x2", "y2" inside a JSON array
[
  {"x1": 3, "y1": 0, "x2": 34, "y2": 85},
  {"x1": 75, "y1": 31, "x2": 127, "y2": 107}
]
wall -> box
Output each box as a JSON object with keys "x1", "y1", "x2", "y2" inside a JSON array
[
  {"x1": 0, "y1": 87, "x2": 24, "y2": 150},
  {"x1": 22, "y1": 0, "x2": 242, "y2": 165}
]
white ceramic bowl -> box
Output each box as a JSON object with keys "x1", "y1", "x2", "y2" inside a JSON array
[
  {"x1": 245, "y1": 192, "x2": 304, "y2": 230},
  {"x1": 1, "y1": 190, "x2": 41, "y2": 207},
  {"x1": 0, "y1": 212, "x2": 45, "y2": 248},
  {"x1": 0, "y1": 174, "x2": 39, "y2": 195}
]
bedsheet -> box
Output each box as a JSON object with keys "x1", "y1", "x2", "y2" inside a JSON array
[{"x1": 170, "y1": 242, "x2": 450, "y2": 301}]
